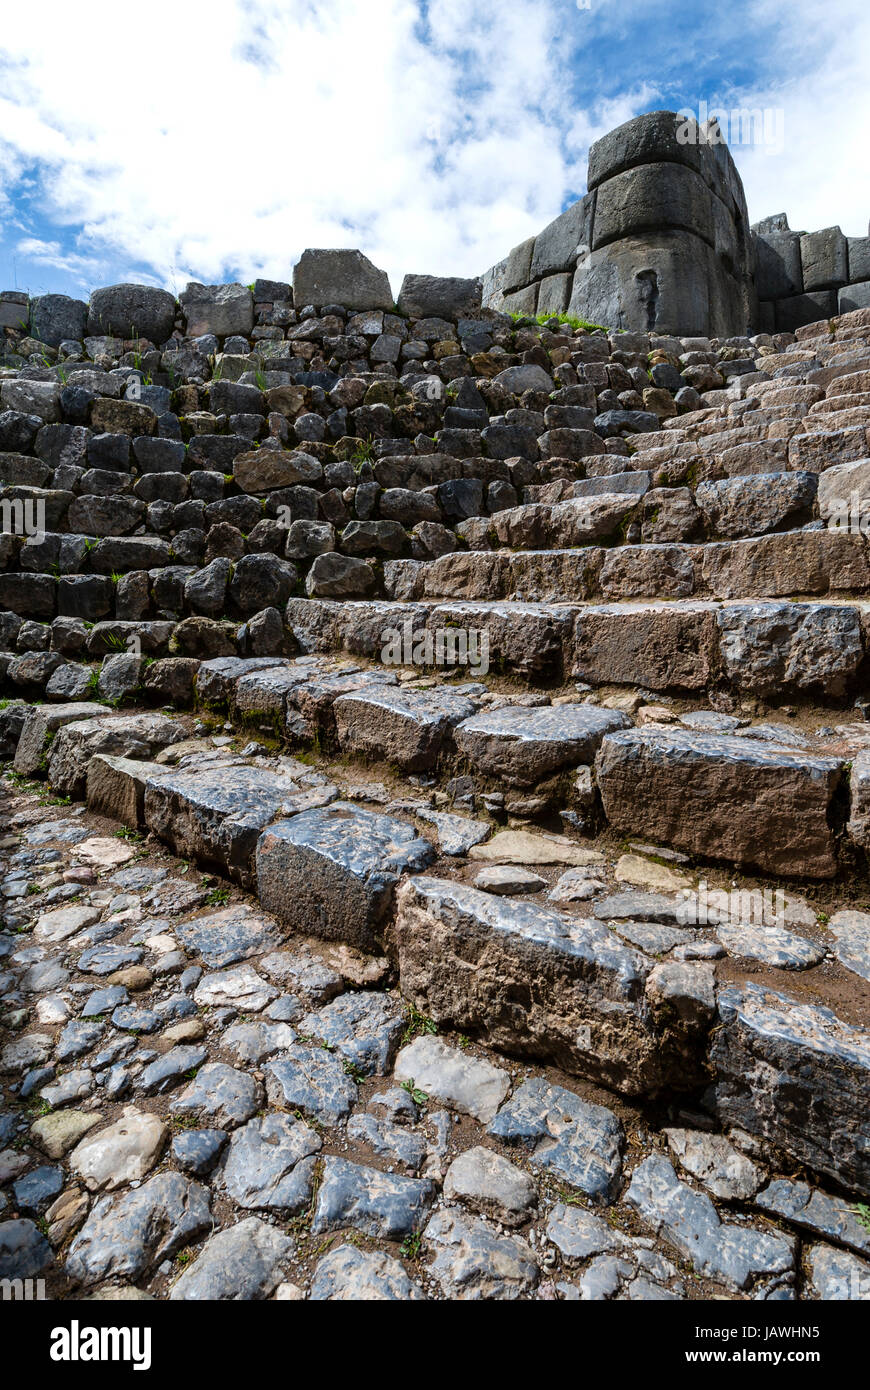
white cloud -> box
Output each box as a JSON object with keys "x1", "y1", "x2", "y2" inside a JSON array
[
  {"x1": 0, "y1": 0, "x2": 603, "y2": 293},
  {"x1": 1, "y1": 0, "x2": 866, "y2": 301},
  {"x1": 14, "y1": 237, "x2": 104, "y2": 279},
  {"x1": 726, "y1": 1, "x2": 870, "y2": 238}
]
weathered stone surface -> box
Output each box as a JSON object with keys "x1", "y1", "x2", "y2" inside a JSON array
[
  {"x1": 29, "y1": 292, "x2": 87, "y2": 347},
  {"x1": 169, "y1": 1217, "x2": 293, "y2": 1301},
  {"x1": 488, "y1": 1077, "x2": 624, "y2": 1200},
  {"x1": 715, "y1": 920, "x2": 824, "y2": 970},
  {"x1": 443, "y1": 1146, "x2": 537, "y2": 1226},
  {"x1": 137, "y1": 1046, "x2": 210, "y2": 1096},
  {"x1": 170, "y1": 1130, "x2": 227, "y2": 1178},
  {"x1": 596, "y1": 728, "x2": 842, "y2": 878},
  {"x1": 346, "y1": 1113, "x2": 427, "y2": 1173},
  {"x1": 48, "y1": 713, "x2": 186, "y2": 796},
  {"x1": 193, "y1": 965, "x2": 277, "y2": 1013},
  {"x1": 392, "y1": 878, "x2": 682, "y2": 1095},
  {"x1": 1, "y1": 1033, "x2": 55, "y2": 1073},
  {"x1": 222, "y1": 1021, "x2": 297, "y2": 1064},
  {"x1": 293, "y1": 250, "x2": 393, "y2": 311},
  {"x1": 305, "y1": 553, "x2": 377, "y2": 599},
  {"x1": 545, "y1": 1203, "x2": 630, "y2": 1261},
  {"x1": 33, "y1": 903, "x2": 101, "y2": 944},
  {"x1": 696, "y1": 472, "x2": 816, "y2": 539},
  {"x1": 756, "y1": 1180, "x2": 870, "y2": 1258},
  {"x1": 572, "y1": 602, "x2": 717, "y2": 692},
  {"x1": 468, "y1": 830, "x2": 604, "y2": 867},
  {"x1": 312, "y1": 1156, "x2": 434, "y2": 1238},
  {"x1": 30, "y1": 1110, "x2": 101, "y2": 1159},
  {"x1": 397, "y1": 275, "x2": 481, "y2": 319},
  {"x1": 475, "y1": 865, "x2": 547, "y2": 895},
  {"x1": 310, "y1": 1244, "x2": 426, "y2": 1301},
  {"x1": 334, "y1": 687, "x2": 478, "y2": 771},
  {"x1": 626, "y1": 1155, "x2": 794, "y2": 1290},
  {"x1": 804, "y1": 1243, "x2": 870, "y2": 1300},
  {"x1": 144, "y1": 762, "x2": 306, "y2": 884},
  {"x1": 826, "y1": 909, "x2": 870, "y2": 982},
  {"x1": 221, "y1": 1114, "x2": 320, "y2": 1212},
  {"x1": 180, "y1": 282, "x2": 253, "y2": 338},
  {"x1": 664, "y1": 1128, "x2": 763, "y2": 1200},
  {"x1": 88, "y1": 284, "x2": 177, "y2": 343},
  {"x1": 86, "y1": 754, "x2": 166, "y2": 828},
  {"x1": 0, "y1": 1219, "x2": 53, "y2": 1279},
  {"x1": 66, "y1": 1173, "x2": 211, "y2": 1284},
  {"x1": 256, "y1": 803, "x2": 434, "y2": 950},
  {"x1": 715, "y1": 602, "x2": 863, "y2": 698},
  {"x1": 711, "y1": 983, "x2": 870, "y2": 1192},
  {"x1": 265, "y1": 1045, "x2": 358, "y2": 1124},
  {"x1": 300, "y1": 991, "x2": 404, "y2": 1076},
  {"x1": 175, "y1": 905, "x2": 278, "y2": 970},
  {"x1": 417, "y1": 809, "x2": 490, "y2": 857},
  {"x1": 454, "y1": 704, "x2": 630, "y2": 787},
  {"x1": 233, "y1": 448, "x2": 322, "y2": 492},
  {"x1": 69, "y1": 1109, "x2": 167, "y2": 1191},
  {"x1": 493, "y1": 364, "x2": 554, "y2": 395},
  {"x1": 424, "y1": 1209, "x2": 538, "y2": 1300},
  {"x1": 170, "y1": 1062, "x2": 261, "y2": 1130},
  {"x1": 13, "y1": 701, "x2": 106, "y2": 777},
  {"x1": 393, "y1": 1037, "x2": 510, "y2": 1123}
]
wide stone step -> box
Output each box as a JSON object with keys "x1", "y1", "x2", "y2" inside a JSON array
[
  {"x1": 384, "y1": 528, "x2": 870, "y2": 604},
  {"x1": 390, "y1": 875, "x2": 693, "y2": 1096},
  {"x1": 4, "y1": 591, "x2": 867, "y2": 717},
  {"x1": 595, "y1": 727, "x2": 845, "y2": 878},
  {"x1": 284, "y1": 594, "x2": 869, "y2": 698}
]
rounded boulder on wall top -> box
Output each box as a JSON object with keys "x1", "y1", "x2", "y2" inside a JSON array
[{"x1": 87, "y1": 284, "x2": 178, "y2": 345}]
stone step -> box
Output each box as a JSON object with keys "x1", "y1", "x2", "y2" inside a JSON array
[
  {"x1": 4, "y1": 585, "x2": 869, "y2": 708},
  {"x1": 390, "y1": 878, "x2": 870, "y2": 1191},
  {"x1": 595, "y1": 727, "x2": 844, "y2": 878},
  {"x1": 4, "y1": 696, "x2": 869, "y2": 1202},
  {"x1": 384, "y1": 528, "x2": 870, "y2": 605},
  {"x1": 285, "y1": 593, "x2": 870, "y2": 698},
  {"x1": 479, "y1": 473, "x2": 820, "y2": 550},
  {"x1": 12, "y1": 648, "x2": 869, "y2": 859},
  {"x1": 9, "y1": 656, "x2": 862, "y2": 884}
]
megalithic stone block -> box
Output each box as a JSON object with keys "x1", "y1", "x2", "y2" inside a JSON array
[
  {"x1": 293, "y1": 250, "x2": 393, "y2": 312},
  {"x1": 87, "y1": 284, "x2": 177, "y2": 344},
  {"x1": 595, "y1": 727, "x2": 844, "y2": 878},
  {"x1": 570, "y1": 232, "x2": 731, "y2": 337},
  {"x1": 256, "y1": 803, "x2": 435, "y2": 950}
]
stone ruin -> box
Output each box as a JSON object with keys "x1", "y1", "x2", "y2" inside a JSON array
[
  {"x1": 483, "y1": 110, "x2": 870, "y2": 338},
  {"x1": 1, "y1": 109, "x2": 869, "y2": 1303}
]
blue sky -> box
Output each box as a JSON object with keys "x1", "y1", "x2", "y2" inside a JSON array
[{"x1": 1, "y1": 0, "x2": 867, "y2": 303}]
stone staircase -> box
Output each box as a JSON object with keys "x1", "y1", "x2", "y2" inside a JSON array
[{"x1": 2, "y1": 279, "x2": 869, "y2": 1299}]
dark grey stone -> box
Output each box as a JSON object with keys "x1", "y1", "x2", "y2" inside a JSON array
[
  {"x1": 488, "y1": 1077, "x2": 625, "y2": 1200},
  {"x1": 312, "y1": 1156, "x2": 434, "y2": 1238},
  {"x1": 221, "y1": 1114, "x2": 321, "y2": 1211},
  {"x1": 256, "y1": 802, "x2": 435, "y2": 949}
]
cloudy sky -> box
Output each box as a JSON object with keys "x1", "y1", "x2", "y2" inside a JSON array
[{"x1": 1, "y1": 0, "x2": 868, "y2": 301}]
